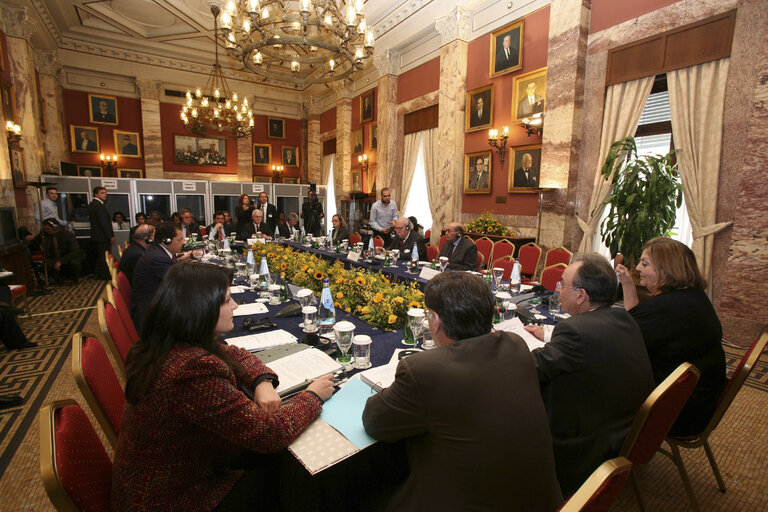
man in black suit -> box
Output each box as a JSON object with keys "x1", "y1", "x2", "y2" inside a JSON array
[
  {"x1": 517, "y1": 81, "x2": 544, "y2": 119},
  {"x1": 495, "y1": 33, "x2": 519, "y2": 72},
  {"x1": 381, "y1": 217, "x2": 427, "y2": 261},
  {"x1": 119, "y1": 224, "x2": 154, "y2": 283},
  {"x1": 92, "y1": 99, "x2": 116, "y2": 123},
  {"x1": 513, "y1": 153, "x2": 540, "y2": 188},
  {"x1": 206, "y1": 211, "x2": 234, "y2": 241},
  {"x1": 88, "y1": 186, "x2": 114, "y2": 280},
  {"x1": 239, "y1": 209, "x2": 270, "y2": 240},
  {"x1": 439, "y1": 222, "x2": 478, "y2": 270},
  {"x1": 254, "y1": 146, "x2": 269, "y2": 164},
  {"x1": 278, "y1": 212, "x2": 300, "y2": 238},
  {"x1": 178, "y1": 209, "x2": 200, "y2": 239},
  {"x1": 525, "y1": 254, "x2": 654, "y2": 496},
  {"x1": 471, "y1": 96, "x2": 490, "y2": 127},
  {"x1": 284, "y1": 149, "x2": 296, "y2": 166},
  {"x1": 363, "y1": 272, "x2": 562, "y2": 511},
  {"x1": 256, "y1": 192, "x2": 278, "y2": 235},
  {"x1": 78, "y1": 130, "x2": 98, "y2": 152},
  {"x1": 120, "y1": 134, "x2": 138, "y2": 155}
]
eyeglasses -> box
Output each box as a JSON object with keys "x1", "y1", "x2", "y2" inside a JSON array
[{"x1": 556, "y1": 280, "x2": 581, "y2": 292}]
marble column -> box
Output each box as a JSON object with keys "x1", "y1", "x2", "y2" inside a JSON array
[
  {"x1": 374, "y1": 50, "x2": 399, "y2": 197},
  {"x1": 135, "y1": 78, "x2": 164, "y2": 179},
  {"x1": 236, "y1": 136, "x2": 252, "y2": 182},
  {"x1": 334, "y1": 88, "x2": 353, "y2": 199},
  {"x1": 434, "y1": 8, "x2": 469, "y2": 237},
  {"x1": 35, "y1": 50, "x2": 66, "y2": 175},
  {"x1": 306, "y1": 96, "x2": 322, "y2": 184},
  {"x1": 540, "y1": 0, "x2": 590, "y2": 250}
]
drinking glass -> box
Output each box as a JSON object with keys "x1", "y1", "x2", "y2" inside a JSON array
[
  {"x1": 438, "y1": 256, "x2": 449, "y2": 272},
  {"x1": 268, "y1": 284, "x2": 281, "y2": 305},
  {"x1": 296, "y1": 288, "x2": 314, "y2": 307},
  {"x1": 421, "y1": 318, "x2": 435, "y2": 350},
  {"x1": 406, "y1": 308, "x2": 425, "y2": 347},
  {"x1": 235, "y1": 261, "x2": 246, "y2": 278},
  {"x1": 391, "y1": 249, "x2": 400, "y2": 262},
  {"x1": 352, "y1": 335, "x2": 372, "y2": 369},
  {"x1": 548, "y1": 294, "x2": 561, "y2": 315},
  {"x1": 492, "y1": 267, "x2": 504, "y2": 290},
  {"x1": 496, "y1": 292, "x2": 512, "y2": 321},
  {"x1": 334, "y1": 321, "x2": 356, "y2": 367},
  {"x1": 505, "y1": 301, "x2": 517, "y2": 320},
  {"x1": 248, "y1": 273, "x2": 259, "y2": 292},
  {"x1": 302, "y1": 306, "x2": 318, "y2": 333}
]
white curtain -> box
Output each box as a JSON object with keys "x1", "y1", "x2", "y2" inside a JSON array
[
  {"x1": 322, "y1": 153, "x2": 339, "y2": 212},
  {"x1": 422, "y1": 128, "x2": 440, "y2": 244},
  {"x1": 667, "y1": 58, "x2": 732, "y2": 286},
  {"x1": 577, "y1": 76, "x2": 655, "y2": 252},
  {"x1": 323, "y1": 154, "x2": 337, "y2": 231},
  {"x1": 400, "y1": 132, "x2": 422, "y2": 214}
]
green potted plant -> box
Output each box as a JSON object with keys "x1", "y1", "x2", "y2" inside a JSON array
[{"x1": 599, "y1": 136, "x2": 682, "y2": 267}]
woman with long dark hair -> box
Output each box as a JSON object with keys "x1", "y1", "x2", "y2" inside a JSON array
[
  {"x1": 331, "y1": 214, "x2": 349, "y2": 242},
  {"x1": 112, "y1": 262, "x2": 333, "y2": 511}
]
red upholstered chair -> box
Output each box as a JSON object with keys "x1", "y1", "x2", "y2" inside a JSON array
[
  {"x1": 557, "y1": 457, "x2": 633, "y2": 512},
  {"x1": 424, "y1": 228, "x2": 431, "y2": 241},
  {"x1": 438, "y1": 235, "x2": 447, "y2": 252},
  {"x1": 518, "y1": 242, "x2": 542, "y2": 282},
  {"x1": 106, "y1": 285, "x2": 139, "y2": 344},
  {"x1": 97, "y1": 298, "x2": 132, "y2": 378},
  {"x1": 490, "y1": 239, "x2": 515, "y2": 268},
  {"x1": 9, "y1": 284, "x2": 30, "y2": 316},
  {"x1": 476, "y1": 251, "x2": 484, "y2": 271},
  {"x1": 40, "y1": 399, "x2": 112, "y2": 512},
  {"x1": 545, "y1": 245, "x2": 573, "y2": 268},
  {"x1": 540, "y1": 263, "x2": 567, "y2": 292},
  {"x1": 115, "y1": 271, "x2": 132, "y2": 311},
  {"x1": 426, "y1": 243, "x2": 438, "y2": 261},
  {"x1": 474, "y1": 237, "x2": 494, "y2": 270},
  {"x1": 373, "y1": 236, "x2": 384, "y2": 248},
  {"x1": 349, "y1": 232, "x2": 361, "y2": 245},
  {"x1": 72, "y1": 333, "x2": 125, "y2": 450},
  {"x1": 493, "y1": 256, "x2": 516, "y2": 281},
  {"x1": 620, "y1": 363, "x2": 701, "y2": 511},
  {"x1": 663, "y1": 327, "x2": 768, "y2": 509},
  {"x1": 199, "y1": 226, "x2": 207, "y2": 238}
]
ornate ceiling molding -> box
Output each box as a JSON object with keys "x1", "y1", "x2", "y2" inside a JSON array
[
  {"x1": 2, "y1": 5, "x2": 39, "y2": 42},
  {"x1": 374, "y1": 49, "x2": 401, "y2": 77},
  {"x1": 373, "y1": 0, "x2": 432, "y2": 40},
  {"x1": 30, "y1": 0, "x2": 62, "y2": 45},
  {"x1": 435, "y1": 6, "x2": 471, "y2": 46},
  {"x1": 34, "y1": 50, "x2": 62, "y2": 78}
]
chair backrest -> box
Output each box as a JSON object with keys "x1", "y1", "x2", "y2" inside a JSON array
[
  {"x1": 494, "y1": 256, "x2": 516, "y2": 281},
  {"x1": 439, "y1": 235, "x2": 447, "y2": 252},
  {"x1": 40, "y1": 399, "x2": 113, "y2": 512},
  {"x1": 545, "y1": 245, "x2": 573, "y2": 267},
  {"x1": 107, "y1": 285, "x2": 139, "y2": 344},
  {"x1": 199, "y1": 226, "x2": 207, "y2": 237},
  {"x1": 620, "y1": 363, "x2": 701, "y2": 465},
  {"x1": 558, "y1": 457, "x2": 633, "y2": 512},
  {"x1": 117, "y1": 245, "x2": 124, "y2": 257},
  {"x1": 72, "y1": 333, "x2": 125, "y2": 450},
  {"x1": 476, "y1": 251, "x2": 484, "y2": 271},
  {"x1": 424, "y1": 228, "x2": 431, "y2": 241},
  {"x1": 490, "y1": 239, "x2": 515, "y2": 268},
  {"x1": 373, "y1": 236, "x2": 384, "y2": 248},
  {"x1": 474, "y1": 237, "x2": 494, "y2": 269},
  {"x1": 109, "y1": 266, "x2": 118, "y2": 288},
  {"x1": 426, "y1": 244, "x2": 438, "y2": 261},
  {"x1": 540, "y1": 263, "x2": 568, "y2": 291},
  {"x1": 349, "y1": 232, "x2": 361, "y2": 245},
  {"x1": 115, "y1": 271, "x2": 132, "y2": 310},
  {"x1": 97, "y1": 298, "x2": 131, "y2": 377},
  {"x1": 518, "y1": 242, "x2": 542, "y2": 277}
]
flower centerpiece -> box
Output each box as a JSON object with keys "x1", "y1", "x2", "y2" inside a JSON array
[{"x1": 464, "y1": 211, "x2": 513, "y2": 236}]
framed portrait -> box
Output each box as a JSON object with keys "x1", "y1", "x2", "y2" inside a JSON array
[
  {"x1": 464, "y1": 151, "x2": 492, "y2": 194},
  {"x1": 253, "y1": 144, "x2": 272, "y2": 165},
  {"x1": 283, "y1": 177, "x2": 299, "y2": 184},
  {"x1": 253, "y1": 176, "x2": 272, "y2": 183},
  {"x1": 114, "y1": 130, "x2": 142, "y2": 158},
  {"x1": 88, "y1": 94, "x2": 119, "y2": 125},
  {"x1": 10, "y1": 148, "x2": 25, "y2": 188},
  {"x1": 360, "y1": 90, "x2": 374, "y2": 123},
  {"x1": 267, "y1": 117, "x2": 285, "y2": 138},
  {"x1": 78, "y1": 165, "x2": 102, "y2": 177},
  {"x1": 119, "y1": 168, "x2": 143, "y2": 178},
  {"x1": 1, "y1": 81, "x2": 16, "y2": 123},
  {"x1": 490, "y1": 19, "x2": 524, "y2": 78},
  {"x1": 352, "y1": 170, "x2": 362, "y2": 192},
  {"x1": 465, "y1": 84, "x2": 494, "y2": 132},
  {"x1": 369, "y1": 123, "x2": 378, "y2": 151},
  {"x1": 281, "y1": 145, "x2": 299, "y2": 167},
  {"x1": 173, "y1": 135, "x2": 226, "y2": 166},
  {"x1": 351, "y1": 128, "x2": 363, "y2": 154},
  {"x1": 508, "y1": 144, "x2": 542, "y2": 192},
  {"x1": 512, "y1": 67, "x2": 547, "y2": 123},
  {"x1": 70, "y1": 125, "x2": 100, "y2": 153}
]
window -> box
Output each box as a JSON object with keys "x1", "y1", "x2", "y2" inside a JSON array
[
  {"x1": 402, "y1": 136, "x2": 433, "y2": 233},
  {"x1": 325, "y1": 155, "x2": 337, "y2": 233}
]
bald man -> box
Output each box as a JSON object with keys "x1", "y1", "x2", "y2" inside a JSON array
[
  {"x1": 439, "y1": 222, "x2": 478, "y2": 271},
  {"x1": 382, "y1": 216, "x2": 427, "y2": 261},
  {"x1": 119, "y1": 224, "x2": 155, "y2": 283}
]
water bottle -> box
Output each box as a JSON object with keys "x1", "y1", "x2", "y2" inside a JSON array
[
  {"x1": 510, "y1": 258, "x2": 521, "y2": 293},
  {"x1": 274, "y1": 225, "x2": 280, "y2": 240},
  {"x1": 279, "y1": 272, "x2": 290, "y2": 302},
  {"x1": 411, "y1": 241, "x2": 419, "y2": 267},
  {"x1": 318, "y1": 279, "x2": 336, "y2": 331},
  {"x1": 258, "y1": 255, "x2": 271, "y2": 295},
  {"x1": 367, "y1": 236, "x2": 375, "y2": 258},
  {"x1": 246, "y1": 248, "x2": 256, "y2": 275}
]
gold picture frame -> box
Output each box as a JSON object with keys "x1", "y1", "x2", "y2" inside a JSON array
[
  {"x1": 490, "y1": 19, "x2": 524, "y2": 78},
  {"x1": 267, "y1": 117, "x2": 285, "y2": 138},
  {"x1": 70, "y1": 125, "x2": 100, "y2": 153},
  {"x1": 253, "y1": 143, "x2": 272, "y2": 165},
  {"x1": 119, "y1": 168, "x2": 143, "y2": 178},
  {"x1": 10, "y1": 148, "x2": 26, "y2": 188},
  {"x1": 465, "y1": 84, "x2": 494, "y2": 133},
  {"x1": 508, "y1": 144, "x2": 542, "y2": 192},
  {"x1": 114, "y1": 130, "x2": 142, "y2": 158},
  {"x1": 464, "y1": 150, "x2": 492, "y2": 194},
  {"x1": 88, "y1": 94, "x2": 119, "y2": 125},
  {"x1": 351, "y1": 128, "x2": 363, "y2": 154},
  {"x1": 281, "y1": 145, "x2": 299, "y2": 167},
  {"x1": 512, "y1": 67, "x2": 547, "y2": 123},
  {"x1": 360, "y1": 90, "x2": 374, "y2": 123},
  {"x1": 368, "y1": 122, "x2": 378, "y2": 151}
]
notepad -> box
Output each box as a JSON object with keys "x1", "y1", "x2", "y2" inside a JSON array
[
  {"x1": 226, "y1": 329, "x2": 297, "y2": 352},
  {"x1": 495, "y1": 317, "x2": 546, "y2": 351},
  {"x1": 232, "y1": 302, "x2": 269, "y2": 316},
  {"x1": 229, "y1": 285, "x2": 247, "y2": 294},
  {"x1": 357, "y1": 360, "x2": 399, "y2": 392},
  {"x1": 266, "y1": 347, "x2": 342, "y2": 395}
]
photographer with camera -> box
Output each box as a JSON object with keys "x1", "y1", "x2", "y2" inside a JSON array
[{"x1": 300, "y1": 187, "x2": 324, "y2": 237}]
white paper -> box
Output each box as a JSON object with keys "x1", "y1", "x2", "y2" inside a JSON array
[
  {"x1": 520, "y1": 284, "x2": 534, "y2": 292},
  {"x1": 267, "y1": 348, "x2": 343, "y2": 395},
  {"x1": 227, "y1": 329, "x2": 297, "y2": 352},
  {"x1": 229, "y1": 285, "x2": 247, "y2": 294},
  {"x1": 357, "y1": 360, "x2": 400, "y2": 390},
  {"x1": 495, "y1": 317, "x2": 546, "y2": 351},
  {"x1": 418, "y1": 267, "x2": 440, "y2": 280},
  {"x1": 347, "y1": 251, "x2": 360, "y2": 262},
  {"x1": 232, "y1": 302, "x2": 269, "y2": 316}
]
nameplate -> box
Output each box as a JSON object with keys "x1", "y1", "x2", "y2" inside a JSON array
[
  {"x1": 347, "y1": 251, "x2": 360, "y2": 262},
  {"x1": 418, "y1": 267, "x2": 440, "y2": 280},
  {"x1": 252, "y1": 184, "x2": 264, "y2": 193},
  {"x1": 182, "y1": 181, "x2": 196, "y2": 191},
  {"x1": 101, "y1": 179, "x2": 117, "y2": 190}
]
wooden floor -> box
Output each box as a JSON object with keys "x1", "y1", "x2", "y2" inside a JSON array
[{"x1": 0, "y1": 279, "x2": 766, "y2": 511}]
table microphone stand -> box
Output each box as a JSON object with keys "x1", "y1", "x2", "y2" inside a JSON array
[{"x1": 27, "y1": 180, "x2": 55, "y2": 293}]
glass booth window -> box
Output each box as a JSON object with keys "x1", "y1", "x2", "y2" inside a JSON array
[
  {"x1": 213, "y1": 196, "x2": 240, "y2": 219},
  {"x1": 57, "y1": 193, "x2": 90, "y2": 223},
  {"x1": 105, "y1": 194, "x2": 131, "y2": 228},
  {"x1": 140, "y1": 194, "x2": 171, "y2": 219}
]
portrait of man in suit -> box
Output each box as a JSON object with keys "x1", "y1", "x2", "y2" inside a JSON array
[
  {"x1": 121, "y1": 135, "x2": 137, "y2": 155},
  {"x1": 517, "y1": 82, "x2": 545, "y2": 119},
  {"x1": 282, "y1": 146, "x2": 299, "y2": 167},
  {"x1": 361, "y1": 90, "x2": 374, "y2": 122},
  {"x1": 116, "y1": 131, "x2": 141, "y2": 157},
  {"x1": 466, "y1": 85, "x2": 493, "y2": 131},
  {"x1": 510, "y1": 146, "x2": 542, "y2": 190},
  {"x1": 491, "y1": 21, "x2": 523, "y2": 76},
  {"x1": 253, "y1": 144, "x2": 271, "y2": 164},
  {"x1": 351, "y1": 128, "x2": 363, "y2": 154},
  {"x1": 71, "y1": 126, "x2": 99, "y2": 153},
  {"x1": 89, "y1": 94, "x2": 118, "y2": 125},
  {"x1": 465, "y1": 152, "x2": 492, "y2": 194},
  {"x1": 268, "y1": 117, "x2": 284, "y2": 138}
]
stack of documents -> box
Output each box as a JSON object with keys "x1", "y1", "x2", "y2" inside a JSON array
[
  {"x1": 266, "y1": 347, "x2": 342, "y2": 395},
  {"x1": 227, "y1": 329, "x2": 297, "y2": 353},
  {"x1": 494, "y1": 317, "x2": 547, "y2": 351},
  {"x1": 233, "y1": 302, "x2": 269, "y2": 316}
]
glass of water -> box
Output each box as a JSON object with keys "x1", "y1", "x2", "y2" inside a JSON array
[{"x1": 334, "y1": 321, "x2": 356, "y2": 368}]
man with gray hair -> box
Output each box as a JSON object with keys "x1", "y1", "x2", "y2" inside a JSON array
[
  {"x1": 119, "y1": 224, "x2": 155, "y2": 283},
  {"x1": 279, "y1": 212, "x2": 300, "y2": 238},
  {"x1": 525, "y1": 253, "x2": 654, "y2": 496},
  {"x1": 439, "y1": 222, "x2": 478, "y2": 270},
  {"x1": 380, "y1": 216, "x2": 427, "y2": 261}
]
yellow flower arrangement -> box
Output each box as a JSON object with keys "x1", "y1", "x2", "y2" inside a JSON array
[
  {"x1": 388, "y1": 314, "x2": 398, "y2": 324},
  {"x1": 464, "y1": 211, "x2": 513, "y2": 237},
  {"x1": 355, "y1": 276, "x2": 366, "y2": 286},
  {"x1": 335, "y1": 292, "x2": 343, "y2": 299},
  {"x1": 408, "y1": 300, "x2": 421, "y2": 309},
  {"x1": 373, "y1": 292, "x2": 384, "y2": 304},
  {"x1": 394, "y1": 297, "x2": 404, "y2": 305},
  {"x1": 314, "y1": 271, "x2": 324, "y2": 280},
  {"x1": 361, "y1": 306, "x2": 371, "y2": 314}
]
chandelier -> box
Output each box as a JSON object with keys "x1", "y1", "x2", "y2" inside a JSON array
[
  {"x1": 180, "y1": 4, "x2": 254, "y2": 138},
  {"x1": 219, "y1": 0, "x2": 375, "y2": 87}
]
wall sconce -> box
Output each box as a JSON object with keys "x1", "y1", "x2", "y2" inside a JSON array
[
  {"x1": 488, "y1": 127, "x2": 509, "y2": 164},
  {"x1": 521, "y1": 113, "x2": 543, "y2": 137},
  {"x1": 5, "y1": 121, "x2": 21, "y2": 145},
  {"x1": 272, "y1": 164, "x2": 284, "y2": 179},
  {"x1": 358, "y1": 153, "x2": 369, "y2": 173},
  {"x1": 100, "y1": 154, "x2": 117, "y2": 172}
]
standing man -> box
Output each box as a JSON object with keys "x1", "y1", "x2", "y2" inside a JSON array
[
  {"x1": 257, "y1": 192, "x2": 278, "y2": 234},
  {"x1": 300, "y1": 190, "x2": 324, "y2": 237},
  {"x1": 119, "y1": 224, "x2": 155, "y2": 284},
  {"x1": 369, "y1": 188, "x2": 398, "y2": 241},
  {"x1": 36, "y1": 187, "x2": 67, "y2": 227},
  {"x1": 525, "y1": 254, "x2": 654, "y2": 496},
  {"x1": 363, "y1": 272, "x2": 562, "y2": 511},
  {"x1": 178, "y1": 208, "x2": 200, "y2": 239},
  {"x1": 88, "y1": 186, "x2": 114, "y2": 280},
  {"x1": 440, "y1": 222, "x2": 478, "y2": 270},
  {"x1": 380, "y1": 217, "x2": 427, "y2": 261},
  {"x1": 514, "y1": 153, "x2": 540, "y2": 188}
]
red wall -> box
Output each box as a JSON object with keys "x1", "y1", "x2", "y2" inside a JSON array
[
  {"x1": 590, "y1": 0, "x2": 681, "y2": 34},
  {"x1": 397, "y1": 57, "x2": 440, "y2": 104},
  {"x1": 320, "y1": 106, "x2": 336, "y2": 133},
  {"x1": 251, "y1": 115, "x2": 302, "y2": 180},
  {"x1": 462, "y1": 7, "x2": 549, "y2": 217}
]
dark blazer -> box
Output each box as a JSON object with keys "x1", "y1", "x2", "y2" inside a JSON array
[
  {"x1": 629, "y1": 288, "x2": 726, "y2": 436},
  {"x1": 130, "y1": 244, "x2": 175, "y2": 331},
  {"x1": 439, "y1": 236, "x2": 478, "y2": 271},
  {"x1": 331, "y1": 226, "x2": 349, "y2": 242},
  {"x1": 179, "y1": 222, "x2": 200, "y2": 239},
  {"x1": 31, "y1": 229, "x2": 82, "y2": 267},
  {"x1": 121, "y1": 143, "x2": 138, "y2": 155},
  {"x1": 531, "y1": 306, "x2": 654, "y2": 496},
  {"x1": 257, "y1": 203, "x2": 278, "y2": 234},
  {"x1": 514, "y1": 166, "x2": 540, "y2": 188},
  {"x1": 386, "y1": 231, "x2": 427, "y2": 261},
  {"x1": 118, "y1": 243, "x2": 146, "y2": 284},
  {"x1": 363, "y1": 331, "x2": 562, "y2": 511},
  {"x1": 495, "y1": 42, "x2": 519, "y2": 72},
  {"x1": 206, "y1": 223, "x2": 235, "y2": 240},
  {"x1": 88, "y1": 198, "x2": 114, "y2": 242},
  {"x1": 234, "y1": 206, "x2": 252, "y2": 233},
  {"x1": 239, "y1": 221, "x2": 270, "y2": 240}
]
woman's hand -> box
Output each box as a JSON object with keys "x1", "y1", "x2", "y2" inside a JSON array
[
  {"x1": 615, "y1": 264, "x2": 634, "y2": 288},
  {"x1": 524, "y1": 324, "x2": 545, "y2": 341},
  {"x1": 306, "y1": 374, "x2": 335, "y2": 401},
  {"x1": 615, "y1": 263, "x2": 640, "y2": 310},
  {"x1": 253, "y1": 380, "x2": 281, "y2": 413}
]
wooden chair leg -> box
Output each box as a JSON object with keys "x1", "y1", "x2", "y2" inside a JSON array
[
  {"x1": 630, "y1": 471, "x2": 647, "y2": 512},
  {"x1": 702, "y1": 439, "x2": 727, "y2": 492},
  {"x1": 669, "y1": 442, "x2": 701, "y2": 512}
]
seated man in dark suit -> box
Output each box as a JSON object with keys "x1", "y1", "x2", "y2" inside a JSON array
[
  {"x1": 525, "y1": 254, "x2": 654, "y2": 496},
  {"x1": 206, "y1": 211, "x2": 234, "y2": 241},
  {"x1": 439, "y1": 222, "x2": 478, "y2": 270},
  {"x1": 380, "y1": 217, "x2": 427, "y2": 261},
  {"x1": 278, "y1": 212, "x2": 300, "y2": 238},
  {"x1": 239, "y1": 209, "x2": 270, "y2": 240},
  {"x1": 178, "y1": 209, "x2": 200, "y2": 239},
  {"x1": 119, "y1": 224, "x2": 154, "y2": 284},
  {"x1": 131, "y1": 222, "x2": 192, "y2": 331},
  {"x1": 363, "y1": 272, "x2": 562, "y2": 511},
  {"x1": 30, "y1": 219, "x2": 83, "y2": 283}
]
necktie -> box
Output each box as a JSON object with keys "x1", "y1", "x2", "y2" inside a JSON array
[
  {"x1": 448, "y1": 243, "x2": 455, "y2": 259},
  {"x1": 218, "y1": 228, "x2": 223, "y2": 241}
]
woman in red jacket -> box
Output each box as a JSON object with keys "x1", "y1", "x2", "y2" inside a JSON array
[{"x1": 112, "y1": 262, "x2": 333, "y2": 511}]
